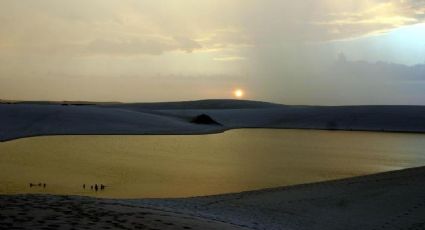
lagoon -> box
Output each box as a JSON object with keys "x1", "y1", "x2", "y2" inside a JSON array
[{"x1": 1, "y1": 129, "x2": 424, "y2": 198}]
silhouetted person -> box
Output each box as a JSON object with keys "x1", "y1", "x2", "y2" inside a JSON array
[
  {"x1": 90, "y1": 185, "x2": 93, "y2": 190},
  {"x1": 100, "y1": 184, "x2": 105, "y2": 190},
  {"x1": 95, "y1": 184, "x2": 98, "y2": 191},
  {"x1": 83, "y1": 184, "x2": 86, "y2": 189},
  {"x1": 43, "y1": 183, "x2": 46, "y2": 188}
]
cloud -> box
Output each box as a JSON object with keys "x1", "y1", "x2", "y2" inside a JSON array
[
  {"x1": 172, "y1": 36, "x2": 202, "y2": 53},
  {"x1": 213, "y1": 56, "x2": 246, "y2": 62},
  {"x1": 309, "y1": 0, "x2": 425, "y2": 40},
  {"x1": 332, "y1": 57, "x2": 425, "y2": 81},
  {"x1": 1, "y1": 0, "x2": 423, "y2": 56},
  {"x1": 1, "y1": 0, "x2": 425, "y2": 104},
  {"x1": 212, "y1": 0, "x2": 425, "y2": 43},
  {"x1": 85, "y1": 37, "x2": 201, "y2": 56}
]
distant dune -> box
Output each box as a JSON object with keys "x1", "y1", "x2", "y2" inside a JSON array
[{"x1": 1, "y1": 99, "x2": 425, "y2": 141}]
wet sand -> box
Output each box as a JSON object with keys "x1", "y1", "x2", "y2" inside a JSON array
[{"x1": 1, "y1": 166, "x2": 425, "y2": 230}]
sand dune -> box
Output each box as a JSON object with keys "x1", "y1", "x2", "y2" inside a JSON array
[
  {"x1": 1, "y1": 166, "x2": 424, "y2": 230},
  {"x1": 2, "y1": 99, "x2": 425, "y2": 141},
  {"x1": 127, "y1": 166, "x2": 425, "y2": 230},
  {"x1": 0, "y1": 195, "x2": 248, "y2": 230}
]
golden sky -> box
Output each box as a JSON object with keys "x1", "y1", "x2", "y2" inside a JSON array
[{"x1": 0, "y1": 0, "x2": 424, "y2": 104}]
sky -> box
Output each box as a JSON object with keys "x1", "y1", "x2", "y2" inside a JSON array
[{"x1": 0, "y1": 0, "x2": 424, "y2": 105}]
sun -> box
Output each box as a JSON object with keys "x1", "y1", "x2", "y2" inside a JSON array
[{"x1": 233, "y1": 89, "x2": 244, "y2": 99}]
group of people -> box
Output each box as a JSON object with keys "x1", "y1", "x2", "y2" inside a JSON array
[
  {"x1": 83, "y1": 184, "x2": 106, "y2": 192},
  {"x1": 29, "y1": 183, "x2": 46, "y2": 188},
  {"x1": 28, "y1": 183, "x2": 106, "y2": 192}
]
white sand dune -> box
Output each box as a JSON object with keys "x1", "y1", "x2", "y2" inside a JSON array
[
  {"x1": 2, "y1": 99, "x2": 425, "y2": 141},
  {"x1": 1, "y1": 166, "x2": 424, "y2": 230},
  {"x1": 127, "y1": 166, "x2": 425, "y2": 230}
]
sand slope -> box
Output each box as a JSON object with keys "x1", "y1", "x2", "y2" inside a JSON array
[
  {"x1": 1, "y1": 167, "x2": 424, "y2": 230},
  {"x1": 112, "y1": 166, "x2": 425, "y2": 230},
  {"x1": 0, "y1": 195, "x2": 248, "y2": 230},
  {"x1": 2, "y1": 99, "x2": 425, "y2": 141}
]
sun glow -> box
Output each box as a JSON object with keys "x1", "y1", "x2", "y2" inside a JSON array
[{"x1": 234, "y1": 89, "x2": 244, "y2": 99}]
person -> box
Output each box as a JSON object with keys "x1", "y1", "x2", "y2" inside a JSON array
[
  {"x1": 83, "y1": 184, "x2": 86, "y2": 189},
  {"x1": 95, "y1": 184, "x2": 98, "y2": 191},
  {"x1": 29, "y1": 183, "x2": 33, "y2": 187},
  {"x1": 43, "y1": 183, "x2": 46, "y2": 188},
  {"x1": 90, "y1": 185, "x2": 93, "y2": 190},
  {"x1": 100, "y1": 184, "x2": 105, "y2": 190}
]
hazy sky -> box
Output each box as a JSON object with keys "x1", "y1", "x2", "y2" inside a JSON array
[{"x1": 0, "y1": 0, "x2": 424, "y2": 104}]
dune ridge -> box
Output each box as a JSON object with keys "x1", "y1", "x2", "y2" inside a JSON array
[{"x1": 1, "y1": 99, "x2": 425, "y2": 141}]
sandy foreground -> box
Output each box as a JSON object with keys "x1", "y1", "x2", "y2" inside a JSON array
[
  {"x1": 1, "y1": 166, "x2": 425, "y2": 230},
  {"x1": 0, "y1": 196, "x2": 246, "y2": 230}
]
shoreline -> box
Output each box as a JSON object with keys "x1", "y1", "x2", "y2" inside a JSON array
[
  {"x1": 2, "y1": 166, "x2": 425, "y2": 229},
  {"x1": 2, "y1": 126, "x2": 425, "y2": 143}
]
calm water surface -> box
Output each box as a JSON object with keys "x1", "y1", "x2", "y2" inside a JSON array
[{"x1": 1, "y1": 129, "x2": 425, "y2": 198}]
